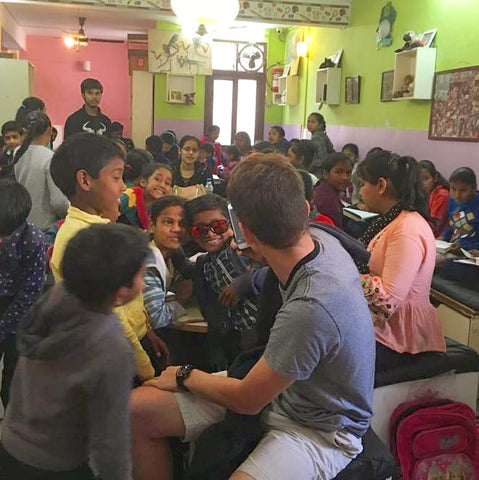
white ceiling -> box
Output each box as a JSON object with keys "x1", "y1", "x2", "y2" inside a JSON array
[
  {"x1": 2, "y1": 1, "x2": 276, "y2": 42},
  {"x1": 3, "y1": 1, "x2": 161, "y2": 41}
]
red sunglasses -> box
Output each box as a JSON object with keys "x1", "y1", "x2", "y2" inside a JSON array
[{"x1": 190, "y1": 219, "x2": 229, "y2": 238}]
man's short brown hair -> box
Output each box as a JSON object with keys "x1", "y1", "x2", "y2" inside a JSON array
[{"x1": 227, "y1": 153, "x2": 308, "y2": 249}]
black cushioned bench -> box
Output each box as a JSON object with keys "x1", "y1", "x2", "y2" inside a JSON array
[
  {"x1": 431, "y1": 274, "x2": 479, "y2": 312},
  {"x1": 375, "y1": 337, "x2": 479, "y2": 388},
  {"x1": 430, "y1": 275, "x2": 479, "y2": 352}
]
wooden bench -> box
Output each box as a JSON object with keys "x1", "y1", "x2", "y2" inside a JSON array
[{"x1": 430, "y1": 275, "x2": 479, "y2": 352}]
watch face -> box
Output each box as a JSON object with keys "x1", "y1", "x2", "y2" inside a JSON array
[{"x1": 176, "y1": 365, "x2": 194, "y2": 389}]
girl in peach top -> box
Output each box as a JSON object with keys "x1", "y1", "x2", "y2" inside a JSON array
[{"x1": 357, "y1": 151, "x2": 445, "y2": 372}]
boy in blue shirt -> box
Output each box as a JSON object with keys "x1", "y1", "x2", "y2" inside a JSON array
[
  {"x1": 0, "y1": 179, "x2": 46, "y2": 408},
  {"x1": 439, "y1": 167, "x2": 479, "y2": 251}
]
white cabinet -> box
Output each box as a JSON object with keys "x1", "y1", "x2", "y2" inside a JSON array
[
  {"x1": 131, "y1": 71, "x2": 153, "y2": 147},
  {"x1": 0, "y1": 58, "x2": 34, "y2": 126},
  {"x1": 273, "y1": 74, "x2": 298, "y2": 106},
  {"x1": 166, "y1": 73, "x2": 195, "y2": 104},
  {"x1": 392, "y1": 48, "x2": 437, "y2": 100},
  {"x1": 315, "y1": 67, "x2": 342, "y2": 105}
]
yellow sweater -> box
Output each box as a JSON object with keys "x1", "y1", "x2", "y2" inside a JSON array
[{"x1": 51, "y1": 206, "x2": 155, "y2": 380}]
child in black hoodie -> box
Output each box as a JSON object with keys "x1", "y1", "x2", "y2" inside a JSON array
[{"x1": 0, "y1": 223, "x2": 149, "y2": 480}]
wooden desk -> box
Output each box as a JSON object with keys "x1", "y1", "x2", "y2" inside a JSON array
[{"x1": 170, "y1": 306, "x2": 208, "y2": 334}]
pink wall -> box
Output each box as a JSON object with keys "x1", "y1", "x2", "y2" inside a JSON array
[{"x1": 20, "y1": 35, "x2": 131, "y2": 136}]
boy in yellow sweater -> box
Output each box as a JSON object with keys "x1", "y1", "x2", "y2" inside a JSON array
[{"x1": 50, "y1": 133, "x2": 168, "y2": 381}]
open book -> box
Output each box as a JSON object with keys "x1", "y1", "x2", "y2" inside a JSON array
[
  {"x1": 342, "y1": 205, "x2": 379, "y2": 222},
  {"x1": 173, "y1": 306, "x2": 205, "y2": 324},
  {"x1": 453, "y1": 249, "x2": 479, "y2": 267},
  {"x1": 435, "y1": 239, "x2": 454, "y2": 254}
]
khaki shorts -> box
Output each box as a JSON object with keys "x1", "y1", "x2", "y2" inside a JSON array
[{"x1": 175, "y1": 386, "x2": 362, "y2": 480}]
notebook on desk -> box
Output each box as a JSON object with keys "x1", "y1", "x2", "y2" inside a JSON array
[{"x1": 342, "y1": 204, "x2": 379, "y2": 222}]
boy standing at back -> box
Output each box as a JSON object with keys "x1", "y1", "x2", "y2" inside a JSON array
[
  {"x1": 64, "y1": 78, "x2": 112, "y2": 138},
  {"x1": 50, "y1": 133, "x2": 168, "y2": 381},
  {"x1": 1, "y1": 223, "x2": 148, "y2": 480},
  {"x1": 0, "y1": 180, "x2": 46, "y2": 408}
]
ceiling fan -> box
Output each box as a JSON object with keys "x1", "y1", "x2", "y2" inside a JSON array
[
  {"x1": 64, "y1": 17, "x2": 88, "y2": 51},
  {"x1": 64, "y1": 17, "x2": 124, "y2": 51}
]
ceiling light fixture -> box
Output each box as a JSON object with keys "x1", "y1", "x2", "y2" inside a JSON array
[
  {"x1": 170, "y1": 0, "x2": 240, "y2": 29},
  {"x1": 64, "y1": 17, "x2": 89, "y2": 51}
]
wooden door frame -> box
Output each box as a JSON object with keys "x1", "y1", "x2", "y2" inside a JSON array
[{"x1": 205, "y1": 71, "x2": 265, "y2": 143}]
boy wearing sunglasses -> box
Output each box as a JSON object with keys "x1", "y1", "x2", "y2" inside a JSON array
[{"x1": 186, "y1": 194, "x2": 259, "y2": 369}]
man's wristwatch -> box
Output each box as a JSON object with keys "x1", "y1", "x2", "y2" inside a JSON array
[{"x1": 176, "y1": 365, "x2": 195, "y2": 392}]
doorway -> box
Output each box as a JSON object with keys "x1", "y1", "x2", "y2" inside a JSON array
[{"x1": 204, "y1": 41, "x2": 266, "y2": 145}]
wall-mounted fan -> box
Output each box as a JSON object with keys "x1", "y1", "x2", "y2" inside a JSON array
[{"x1": 237, "y1": 43, "x2": 265, "y2": 72}]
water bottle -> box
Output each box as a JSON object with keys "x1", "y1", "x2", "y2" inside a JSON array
[{"x1": 205, "y1": 178, "x2": 214, "y2": 194}]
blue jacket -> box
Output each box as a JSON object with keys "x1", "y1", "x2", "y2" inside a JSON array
[
  {"x1": 0, "y1": 222, "x2": 46, "y2": 342},
  {"x1": 441, "y1": 194, "x2": 479, "y2": 250}
]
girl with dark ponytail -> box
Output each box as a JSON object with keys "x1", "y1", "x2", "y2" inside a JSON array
[
  {"x1": 14, "y1": 97, "x2": 45, "y2": 128},
  {"x1": 356, "y1": 150, "x2": 445, "y2": 373},
  {"x1": 13, "y1": 111, "x2": 68, "y2": 230}
]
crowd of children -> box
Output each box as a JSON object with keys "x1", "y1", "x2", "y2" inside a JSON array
[{"x1": 1, "y1": 87, "x2": 479, "y2": 480}]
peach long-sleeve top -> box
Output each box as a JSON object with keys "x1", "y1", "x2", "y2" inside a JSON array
[{"x1": 361, "y1": 210, "x2": 446, "y2": 354}]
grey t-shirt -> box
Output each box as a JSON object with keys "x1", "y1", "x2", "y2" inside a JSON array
[
  {"x1": 14, "y1": 145, "x2": 69, "y2": 230},
  {"x1": 264, "y1": 231, "x2": 375, "y2": 437}
]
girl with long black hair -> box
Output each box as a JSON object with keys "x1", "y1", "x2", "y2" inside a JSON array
[{"x1": 357, "y1": 151, "x2": 445, "y2": 372}]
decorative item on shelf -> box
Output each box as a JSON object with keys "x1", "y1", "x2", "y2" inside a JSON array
[
  {"x1": 393, "y1": 74, "x2": 414, "y2": 98},
  {"x1": 345, "y1": 75, "x2": 361, "y2": 104},
  {"x1": 319, "y1": 58, "x2": 336, "y2": 69},
  {"x1": 184, "y1": 92, "x2": 196, "y2": 105},
  {"x1": 395, "y1": 31, "x2": 424, "y2": 53},
  {"x1": 429, "y1": 66, "x2": 479, "y2": 143},
  {"x1": 168, "y1": 89, "x2": 183, "y2": 103},
  {"x1": 376, "y1": 1, "x2": 397, "y2": 49},
  {"x1": 319, "y1": 49, "x2": 343, "y2": 69},
  {"x1": 421, "y1": 29, "x2": 437, "y2": 48},
  {"x1": 380, "y1": 70, "x2": 395, "y2": 102}
]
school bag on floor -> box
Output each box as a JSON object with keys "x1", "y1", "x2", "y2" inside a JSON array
[{"x1": 390, "y1": 398, "x2": 478, "y2": 480}]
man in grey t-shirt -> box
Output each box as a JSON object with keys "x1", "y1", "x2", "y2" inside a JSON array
[{"x1": 131, "y1": 155, "x2": 376, "y2": 480}]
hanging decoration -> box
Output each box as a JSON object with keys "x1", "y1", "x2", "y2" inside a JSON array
[{"x1": 376, "y1": 1, "x2": 396, "y2": 49}]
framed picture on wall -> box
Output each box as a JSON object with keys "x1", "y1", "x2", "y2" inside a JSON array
[
  {"x1": 429, "y1": 66, "x2": 479, "y2": 142},
  {"x1": 345, "y1": 75, "x2": 360, "y2": 104},
  {"x1": 168, "y1": 89, "x2": 183, "y2": 103},
  {"x1": 380, "y1": 70, "x2": 394, "y2": 101}
]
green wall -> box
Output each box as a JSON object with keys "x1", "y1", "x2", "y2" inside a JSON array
[
  {"x1": 285, "y1": 0, "x2": 479, "y2": 132},
  {"x1": 153, "y1": 21, "x2": 206, "y2": 124},
  {"x1": 264, "y1": 28, "x2": 286, "y2": 125},
  {"x1": 153, "y1": 73, "x2": 206, "y2": 120}
]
